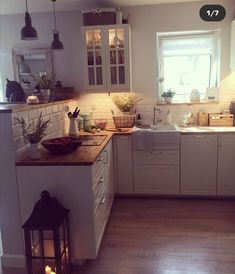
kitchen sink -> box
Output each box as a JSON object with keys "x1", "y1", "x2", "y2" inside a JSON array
[{"x1": 150, "y1": 123, "x2": 180, "y2": 131}]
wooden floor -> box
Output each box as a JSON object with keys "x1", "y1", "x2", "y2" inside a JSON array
[{"x1": 2, "y1": 197, "x2": 235, "y2": 274}]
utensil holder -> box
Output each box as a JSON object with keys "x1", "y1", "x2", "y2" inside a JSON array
[{"x1": 69, "y1": 117, "x2": 79, "y2": 136}]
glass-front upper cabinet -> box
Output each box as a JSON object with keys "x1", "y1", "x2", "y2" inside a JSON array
[{"x1": 82, "y1": 25, "x2": 130, "y2": 91}]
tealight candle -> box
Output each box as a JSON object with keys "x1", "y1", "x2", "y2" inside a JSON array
[
  {"x1": 45, "y1": 265, "x2": 52, "y2": 274},
  {"x1": 27, "y1": 95, "x2": 39, "y2": 104}
]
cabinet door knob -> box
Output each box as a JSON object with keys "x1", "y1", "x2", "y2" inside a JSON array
[
  {"x1": 150, "y1": 151, "x2": 162, "y2": 154},
  {"x1": 98, "y1": 176, "x2": 104, "y2": 184},
  {"x1": 97, "y1": 155, "x2": 103, "y2": 162},
  {"x1": 99, "y1": 197, "x2": 105, "y2": 205}
]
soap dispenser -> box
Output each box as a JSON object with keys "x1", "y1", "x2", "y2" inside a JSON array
[{"x1": 165, "y1": 109, "x2": 171, "y2": 124}]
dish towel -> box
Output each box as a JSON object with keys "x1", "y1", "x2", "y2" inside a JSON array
[{"x1": 132, "y1": 129, "x2": 153, "y2": 150}]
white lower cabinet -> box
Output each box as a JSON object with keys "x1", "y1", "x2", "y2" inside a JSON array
[
  {"x1": 16, "y1": 139, "x2": 114, "y2": 263},
  {"x1": 133, "y1": 148, "x2": 180, "y2": 195},
  {"x1": 181, "y1": 134, "x2": 217, "y2": 195},
  {"x1": 113, "y1": 135, "x2": 133, "y2": 194},
  {"x1": 217, "y1": 134, "x2": 235, "y2": 196}
]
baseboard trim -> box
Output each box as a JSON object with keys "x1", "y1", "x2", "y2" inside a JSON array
[{"x1": 1, "y1": 254, "x2": 25, "y2": 268}]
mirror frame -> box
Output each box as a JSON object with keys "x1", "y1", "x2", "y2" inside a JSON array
[{"x1": 12, "y1": 47, "x2": 53, "y2": 92}]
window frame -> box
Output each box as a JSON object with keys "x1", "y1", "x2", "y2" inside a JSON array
[{"x1": 156, "y1": 30, "x2": 221, "y2": 103}]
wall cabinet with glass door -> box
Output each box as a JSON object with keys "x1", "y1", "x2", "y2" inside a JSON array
[{"x1": 82, "y1": 24, "x2": 131, "y2": 91}]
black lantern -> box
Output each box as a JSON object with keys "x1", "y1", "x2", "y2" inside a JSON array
[{"x1": 23, "y1": 191, "x2": 71, "y2": 274}]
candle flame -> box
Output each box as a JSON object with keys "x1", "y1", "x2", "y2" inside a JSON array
[{"x1": 45, "y1": 265, "x2": 52, "y2": 274}]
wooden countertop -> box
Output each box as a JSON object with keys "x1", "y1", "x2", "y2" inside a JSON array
[
  {"x1": 0, "y1": 97, "x2": 79, "y2": 113},
  {"x1": 16, "y1": 132, "x2": 113, "y2": 166},
  {"x1": 15, "y1": 125, "x2": 235, "y2": 167}
]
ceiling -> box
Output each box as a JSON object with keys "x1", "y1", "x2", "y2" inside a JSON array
[{"x1": 0, "y1": 0, "x2": 204, "y2": 15}]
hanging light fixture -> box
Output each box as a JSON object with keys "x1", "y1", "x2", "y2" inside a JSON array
[
  {"x1": 21, "y1": 0, "x2": 38, "y2": 40},
  {"x1": 51, "y1": 0, "x2": 63, "y2": 50}
]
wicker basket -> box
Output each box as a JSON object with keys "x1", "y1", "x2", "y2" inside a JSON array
[{"x1": 113, "y1": 115, "x2": 135, "y2": 128}]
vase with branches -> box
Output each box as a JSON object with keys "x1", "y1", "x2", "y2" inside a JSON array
[{"x1": 15, "y1": 112, "x2": 50, "y2": 159}]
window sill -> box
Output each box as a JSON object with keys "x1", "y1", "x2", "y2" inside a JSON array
[{"x1": 156, "y1": 101, "x2": 219, "y2": 106}]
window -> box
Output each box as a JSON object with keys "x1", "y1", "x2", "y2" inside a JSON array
[
  {"x1": 0, "y1": 71, "x2": 2, "y2": 101},
  {"x1": 157, "y1": 30, "x2": 220, "y2": 103}
]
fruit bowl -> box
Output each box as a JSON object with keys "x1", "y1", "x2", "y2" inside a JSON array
[
  {"x1": 41, "y1": 137, "x2": 83, "y2": 154},
  {"x1": 94, "y1": 119, "x2": 107, "y2": 130}
]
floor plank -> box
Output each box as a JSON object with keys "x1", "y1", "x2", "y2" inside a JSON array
[
  {"x1": 2, "y1": 197, "x2": 235, "y2": 274},
  {"x1": 72, "y1": 197, "x2": 235, "y2": 274}
]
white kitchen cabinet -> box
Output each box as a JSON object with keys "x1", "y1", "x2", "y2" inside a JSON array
[
  {"x1": 113, "y1": 135, "x2": 133, "y2": 194},
  {"x1": 181, "y1": 134, "x2": 217, "y2": 195},
  {"x1": 82, "y1": 24, "x2": 131, "y2": 91},
  {"x1": 133, "y1": 149, "x2": 180, "y2": 195},
  {"x1": 218, "y1": 134, "x2": 235, "y2": 195},
  {"x1": 230, "y1": 19, "x2": 235, "y2": 71},
  {"x1": 16, "y1": 139, "x2": 114, "y2": 263}
]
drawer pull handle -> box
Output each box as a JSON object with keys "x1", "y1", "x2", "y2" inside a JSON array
[
  {"x1": 98, "y1": 177, "x2": 104, "y2": 184},
  {"x1": 150, "y1": 151, "x2": 162, "y2": 154},
  {"x1": 99, "y1": 197, "x2": 105, "y2": 205},
  {"x1": 97, "y1": 156, "x2": 103, "y2": 162},
  {"x1": 193, "y1": 135, "x2": 204, "y2": 138}
]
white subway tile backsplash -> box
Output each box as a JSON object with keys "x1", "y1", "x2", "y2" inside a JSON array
[
  {"x1": 58, "y1": 103, "x2": 64, "y2": 112},
  {"x1": 52, "y1": 104, "x2": 59, "y2": 113},
  {"x1": 12, "y1": 124, "x2": 22, "y2": 138},
  {"x1": 45, "y1": 105, "x2": 53, "y2": 115},
  {"x1": 16, "y1": 111, "x2": 29, "y2": 121},
  {"x1": 12, "y1": 100, "x2": 77, "y2": 157},
  {"x1": 28, "y1": 109, "x2": 38, "y2": 120},
  {"x1": 50, "y1": 113, "x2": 61, "y2": 123}
]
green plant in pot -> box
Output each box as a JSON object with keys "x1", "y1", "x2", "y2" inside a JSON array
[
  {"x1": 32, "y1": 74, "x2": 52, "y2": 102},
  {"x1": 161, "y1": 89, "x2": 175, "y2": 103},
  {"x1": 15, "y1": 112, "x2": 50, "y2": 159}
]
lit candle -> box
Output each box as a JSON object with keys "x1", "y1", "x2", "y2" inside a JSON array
[
  {"x1": 27, "y1": 95, "x2": 39, "y2": 104},
  {"x1": 45, "y1": 265, "x2": 52, "y2": 274},
  {"x1": 45, "y1": 265, "x2": 56, "y2": 274}
]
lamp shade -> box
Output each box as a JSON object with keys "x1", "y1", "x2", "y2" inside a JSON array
[
  {"x1": 21, "y1": 12, "x2": 38, "y2": 40},
  {"x1": 51, "y1": 30, "x2": 64, "y2": 50}
]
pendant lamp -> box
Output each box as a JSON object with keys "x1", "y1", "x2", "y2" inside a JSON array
[
  {"x1": 51, "y1": 0, "x2": 63, "y2": 50},
  {"x1": 21, "y1": 0, "x2": 38, "y2": 40}
]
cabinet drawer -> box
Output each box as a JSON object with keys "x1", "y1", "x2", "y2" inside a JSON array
[
  {"x1": 93, "y1": 174, "x2": 105, "y2": 212},
  {"x1": 133, "y1": 150, "x2": 179, "y2": 165},
  {"x1": 134, "y1": 165, "x2": 180, "y2": 195},
  {"x1": 94, "y1": 187, "x2": 107, "y2": 247},
  {"x1": 92, "y1": 152, "x2": 104, "y2": 184}
]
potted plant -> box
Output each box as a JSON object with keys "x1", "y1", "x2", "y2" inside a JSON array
[
  {"x1": 112, "y1": 94, "x2": 142, "y2": 113},
  {"x1": 15, "y1": 112, "x2": 50, "y2": 159},
  {"x1": 161, "y1": 89, "x2": 175, "y2": 103},
  {"x1": 33, "y1": 74, "x2": 52, "y2": 102}
]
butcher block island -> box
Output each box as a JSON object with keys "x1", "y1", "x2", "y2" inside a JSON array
[{"x1": 16, "y1": 134, "x2": 114, "y2": 264}]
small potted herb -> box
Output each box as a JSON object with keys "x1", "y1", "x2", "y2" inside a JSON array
[
  {"x1": 15, "y1": 112, "x2": 50, "y2": 159},
  {"x1": 161, "y1": 89, "x2": 175, "y2": 103}
]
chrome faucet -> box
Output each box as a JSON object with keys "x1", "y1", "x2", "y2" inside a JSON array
[{"x1": 153, "y1": 106, "x2": 162, "y2": 125}]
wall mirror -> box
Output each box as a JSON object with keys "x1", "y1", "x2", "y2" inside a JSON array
[{"x1": 12, "y1": 48, "x2": 53, "y2": 93}]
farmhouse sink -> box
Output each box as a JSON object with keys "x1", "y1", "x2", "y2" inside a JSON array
[{"x1": 150, "y1": 123, "x2": 180, "y2": 131}]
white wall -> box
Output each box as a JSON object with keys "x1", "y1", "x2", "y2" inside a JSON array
[
  {"x1": 0, "y1": 10, "x2": 84, "y2": 98},
  {"x1": 122, "y1": 0, "x2": 234, "y2": 97},
  {"x1": 77, "y1": 0, "x2": 235, "y2": 126},
  {"x1": 0, "y1": 0, "x2": 235, "y2": 125}
]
